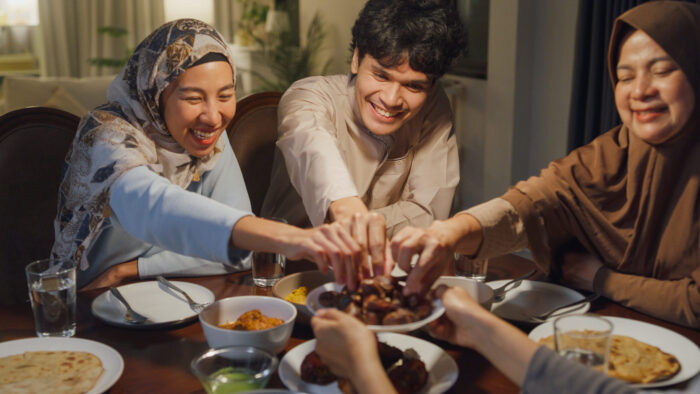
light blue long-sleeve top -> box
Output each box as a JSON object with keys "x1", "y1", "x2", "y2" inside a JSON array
[{"x1": 79, "y1": 133, "x2": 253, "y2": 288}]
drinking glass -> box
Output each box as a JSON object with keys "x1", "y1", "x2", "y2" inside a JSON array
[
  {"x1": 191, "y1": 346, "x2": 277, "y2": 393},
  {"x1": 454, "y1": 253, "x2": 488, "y2": 282},
  {"x1": 252, "y1": 217, "x2": 287, "y2": 287},
  {"x1": 25, "y1": 258, "x2": 77, "y2": 337},
  {"x1": 554, "y1": 314, "x2": 613, "y2": 373}
]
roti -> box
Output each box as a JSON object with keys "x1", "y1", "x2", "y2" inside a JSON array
[
  {"x1": 538, "y1": 333, "x2": 680, "y2": 384},
  {"x1": 0, "y1": 351, "x2": 104, "y2": 393}
]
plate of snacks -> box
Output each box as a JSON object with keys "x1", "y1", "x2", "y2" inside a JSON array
[
  {"x1": 306, "y1": 277, "x2": 444, "y2": 333},
  {"x1": 529, "y1": 316, "x2": 700, "y2": 388},
  {"x1": 278, "y1": 332, "x2": 458, "y2": 394}
]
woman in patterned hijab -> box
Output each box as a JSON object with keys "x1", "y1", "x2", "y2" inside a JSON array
[{"x1": 52, "y1": 19, "x2": 363, "y2": 289}]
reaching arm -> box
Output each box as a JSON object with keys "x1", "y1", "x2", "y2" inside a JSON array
[
  {"x1": 430, "y1": 287, "x2": 641, "y2": 394},
  {"x1": 390, "y1": 212, "x2": 483, "y2": 294}
]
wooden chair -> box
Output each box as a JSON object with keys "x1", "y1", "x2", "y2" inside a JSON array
[
  {"x1": 227, "y1": 91, "x2": 283, "y2": 215},
  {"x1": 0, "y1": 107, "x2": 79, "y2": 305}
]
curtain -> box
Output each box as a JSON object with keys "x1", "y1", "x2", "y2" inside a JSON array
[
  {"x1": 214, "y1": 0, "x2": 237, "y2": 43},
  {"x1": 38, "y1": 0, "x2": 164, "y2": 77},
  {"x1": 568, "y1": 0, "x2": 700, "y2": 151},
  {"x1": 567, "y1": 0, "x2": 645, "y2": 151}
]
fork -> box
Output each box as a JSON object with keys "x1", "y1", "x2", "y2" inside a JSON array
[
  {"x1": 492, "y1": 269, "x2": 537, "y2": 302},
  {"x1": 156, "y1": 275, "x2": 209, "y2": 313},
  {"x1": 529, "y1": 293, "x2": 600, "y2": 323},
  {"x1": 109, "y1": 287, "x2": 148, "y2": 324}
]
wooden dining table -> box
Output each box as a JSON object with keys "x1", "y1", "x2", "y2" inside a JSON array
[{"x1": 2, "y1": 254, "x2": 699, "y2": 393}]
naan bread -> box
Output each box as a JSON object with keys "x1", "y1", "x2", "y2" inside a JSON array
[
  {"x1": 538, "y1": 334, "x2": 680, "y2": 384},
  {"x1": 607, "y1": 335, "x2": 681, "y2": 384},
  {"x1": 0, "y1": 351, "x2": 104, "y2": 393}
]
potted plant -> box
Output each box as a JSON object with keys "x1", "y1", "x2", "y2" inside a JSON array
[
  {"x1": 235, "y1": 0, "x2": 269, "y2": 47},
  {"x1": 87, "y1": 26, "x2": 132, "y2": 69},
  {"x1": 251, "y1": 12, "x2": 331, "y2": 92}
]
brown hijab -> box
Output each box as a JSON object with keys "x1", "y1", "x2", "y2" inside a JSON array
[{"x1": 502, "y1": 1, "x2": 700, "y2": 323}]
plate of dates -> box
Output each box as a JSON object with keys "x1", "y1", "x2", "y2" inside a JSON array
[{"x1": 306, "y1": 277, "x2": 444, "y2": 333}]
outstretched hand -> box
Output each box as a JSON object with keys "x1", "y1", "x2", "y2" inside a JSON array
[
  {"x1": 285, "y1": 223, "x2": 364, "y2": 290},
  {"x1": 390, "y1": 214, "x2": 482, "y2": 295},
  {"x1": 310, "y1": 309, "x2": 379, "y2": 379},
  {"x1": 337, "y1": 212, "x2": 394, "y2": 279},
  {"x1": 427, "y1": 286, "x2": 488, "y2": 348}
]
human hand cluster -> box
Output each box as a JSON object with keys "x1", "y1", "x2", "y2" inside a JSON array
[
  {"x1": 310, "y1": 309, "x2": 383, "y2": 382},
  {"x1": 427, "y1": 286, "x2": 490, "y2": 349}
]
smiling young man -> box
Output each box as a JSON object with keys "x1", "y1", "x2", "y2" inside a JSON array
[{"x1": 261, "y1": 0, "x2": 466, "y2": 282}]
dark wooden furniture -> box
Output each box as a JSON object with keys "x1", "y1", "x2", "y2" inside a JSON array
[
  {"x1": 2, "y1": 255, "x2": 698, "y2": 393},
  {"x1": 0, "y1": 107, "x2": 79, "y2": 306},
  {"x1": 227, "y1": 91, "x2": 283, "y2": 215}
]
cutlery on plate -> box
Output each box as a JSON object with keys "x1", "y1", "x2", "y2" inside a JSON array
[
  {"x1": 109, "y1": 287, "x2": 148, "y2": 324},
  {"x1": 156, "y1": 275, "x2": 209, "y2": 313},
  {"x1": 530, "y1": 293, "x2": 600, "y2": 323},
  {"x1": 492, "y1": 269, "x2": 537, "y2": 302}
]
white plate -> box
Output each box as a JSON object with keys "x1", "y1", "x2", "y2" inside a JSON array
[
  {"x1": 91, "y1": 280, "x2": 214, "y2": 328},
  {"x1": 306, "y1": 282, "x2": 444, "y2": 333},
  {"x1": 486, "y1": 280, "x2": 589, "y2": 324},
  {"x1": 0, "y1": 337, "x2": 123, "y2": 393},
  {"x1": 528, "y1": 316, "x2": 700, "y2": 388},
  {"x1": 279, "y1": 332, "x2": 458, "y2": 394}
]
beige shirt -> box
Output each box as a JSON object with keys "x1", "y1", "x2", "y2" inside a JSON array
[{"x1": 261, "y1": 75, "x2": 459, "y2": 236}]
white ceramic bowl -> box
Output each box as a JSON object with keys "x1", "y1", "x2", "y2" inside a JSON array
[
  {"x1": 199, "y1": 296, "x2": 297, "y2": 354},
  {"x1": 433, "y1": 276, "x2": 494, "y2": 311},
  {"x1": 272, "y1": 270, "x2": 336, "y2": 325}
]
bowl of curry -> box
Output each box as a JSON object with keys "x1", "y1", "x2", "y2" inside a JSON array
[
  {"x1": 272, "y1": 270, "x2": 336, "y2": 325},
  {"x1": 199, "y1": 296, "x2": 296, "y2": 354}
]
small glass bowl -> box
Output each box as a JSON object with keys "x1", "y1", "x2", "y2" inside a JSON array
[{"x1": 191, "y1": 346, "x2": 278, "y2": 393}]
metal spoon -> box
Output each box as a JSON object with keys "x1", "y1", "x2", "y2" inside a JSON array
[{"x1": 492, "y1": 269, "x2": 537, "y2": 302}]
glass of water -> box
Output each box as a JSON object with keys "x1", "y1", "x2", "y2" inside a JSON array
[
  {"x1": 25, "y1": 258, "x2": 77, "y2": 337},
  {"x1": 554, "y1": 314, "x2": 613, "y2": 373},
  {"x1": 252, "y1": 217, "x2": 287, "y2": 287},
  {"x1": 454, "y1": 253, "x2": 488, "y2": 282}
]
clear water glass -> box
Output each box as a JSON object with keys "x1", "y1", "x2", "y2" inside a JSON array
[
  {"x1": 454, "y1": 253, "x2": 488, "y2": 282},
  {"x1": 554, "y1": 314, "x2": 613, "y2": 373},
  {"x1": 25, "y1": 258, "x2": 77, "y2": 337},
  {"x1": 252, "y1": 217, "x2": 287, "y2": 287}
]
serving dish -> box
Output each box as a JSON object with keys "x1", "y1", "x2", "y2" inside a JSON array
[
  {"x1": 278, "y1": 332, "x2": 458, "y2": 394},
  {"x1": 199, "y1": 295, "x2": 296, "y2": 354},
  {"x1": 306, "y1": 282, "x2": 444, "y2": 333}
]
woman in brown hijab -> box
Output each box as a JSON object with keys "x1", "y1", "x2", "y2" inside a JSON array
[{"x1": 390, "y1": 1, "x2": 700, "y2": 328}]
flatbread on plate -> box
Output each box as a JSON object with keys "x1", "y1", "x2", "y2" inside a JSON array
[
  {"x1": 0, "y1": 350, "x2": 104, "y2": 393},
  {"x1": 538, "y1": 333, "x2": 680, "y2": 384}
]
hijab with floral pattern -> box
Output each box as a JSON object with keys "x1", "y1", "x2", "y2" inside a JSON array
[{"x1": 52, "y1": 19, "x2": 236, "y2": 270}]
